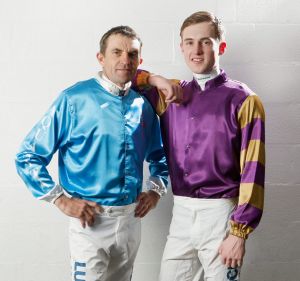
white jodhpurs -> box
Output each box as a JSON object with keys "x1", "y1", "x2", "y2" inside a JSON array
[
  {"x1": 159, "y1": 196, "x2": 239, "y2": 281},
  {"x1": 69, "y1": 203, "x2": 141, "y2": 281}
]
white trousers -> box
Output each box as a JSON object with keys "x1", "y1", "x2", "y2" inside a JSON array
[
  {"x1": 69, "y1": 203, "x2": 141, "y2": 281},
  {"x1": 159, "y1": 196, "x2": 239, "y2": 281}
]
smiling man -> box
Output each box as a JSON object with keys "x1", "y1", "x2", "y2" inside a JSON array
[
  {"x1": 135, "y1": 11, "x2": 265, "y2": 281},
  {"x1": 15, "y1": 26, "x2": 168, "y2": 281}
]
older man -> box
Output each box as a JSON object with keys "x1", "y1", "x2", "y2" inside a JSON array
[{"x1": 16, "y1": 25, "x2": 168, "y2": 281}]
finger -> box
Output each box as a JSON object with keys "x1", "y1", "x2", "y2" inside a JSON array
[
  {"x1": 135, "y1": 203, "x2": 149, "y2": 217},
  {"x1": 140, "y1": 209, "x2": 149, "y2": 218},
  {"x1": 225, "y1": 258, "x2": 232, "y2": 267},
  {"x1": 95, "y1": 204, "x2": 104, "y2": 214},
  {"x1": 85, "y1": 205, "x2": 97, "y2": 218},
  {"x1": 86, "y1": 213, "x2": 95, "y2": 227},
  {"x1": 138, "y1": 205, "x2": 150, "y2": 218},
  {"x1": 173, "y1": 86, "x2": 183, "y2": 100},
  {"x1": 165, "y1": 96, "x2": 176, "y2": 103},
  {"x1": 134, "y1": 201, "x2": 145, "y2": 216},
  {"x1": 84, "y1": 200, "x2": 98, "y2": 207},
  {"x1": 237, "y1": 259, "x2": 242, "y2": 267},
  {"x1": 82, "y1": 210, "x2": 95, "y2": 227},
  {"x1": 231, "y1": 259, "x2": 237, "y2": 268},
  {"x1": 135, "y1": 204, "x2": 148, "y2": 217}
]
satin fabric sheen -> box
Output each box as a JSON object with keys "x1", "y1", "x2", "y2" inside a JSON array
[{"x1": 15, "y1": 78, "x2": 168, "y2": 206}]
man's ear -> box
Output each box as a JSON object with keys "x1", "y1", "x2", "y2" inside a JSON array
[
  {"x1": 219, "y1": 42, "x2": 226, "y2": 55},
  {"x1": 180, "y1": 41, "x2": 184, "y2": 53},
  {"x1": 139, "y1": 58, "x2": 143, "y2": 65},
  {"x1": 96, "y1": 52, "x2": 105, "y2": 66}
]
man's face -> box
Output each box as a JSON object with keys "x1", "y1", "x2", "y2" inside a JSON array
[
  {"x1": 180, "y1": 22, "x2": 224, "y2": 74},
  {"x1": 97, "y1": 34, "x2": 142, "y2": 87}
]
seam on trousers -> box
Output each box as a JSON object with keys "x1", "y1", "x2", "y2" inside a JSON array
[
  {"x1": 174, "y1": 260, "x2": 193, "y2": 281},
  {"x1": 115, "y1": 216, "x2": 121, "y2": 246}
]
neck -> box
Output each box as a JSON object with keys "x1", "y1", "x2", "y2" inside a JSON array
[
  {"x1": 96, "y1": 71, "x2": 131, "y2": 97},
  {"x1": 102, "y1": 72, "x2": 127, "y2": 89}
]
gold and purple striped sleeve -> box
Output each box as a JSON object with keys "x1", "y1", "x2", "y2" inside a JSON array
[
  {"x1": 134, "y1": 70, "x2": 179, "y2": 116},
  {"x1": 230, "y1": 94, "x2": 265, "y2": 239}
]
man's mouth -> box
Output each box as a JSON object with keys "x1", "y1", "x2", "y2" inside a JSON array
[{"x1": 191, "y1": 58, "x2": 204, "y2": 63}]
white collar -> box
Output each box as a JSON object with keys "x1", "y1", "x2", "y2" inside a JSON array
[
  {"x1": 95, "y1": 71, "x2": 131, "y2": 96},
  {"x1": 193, "y1": 68, "x2": 220, "y2": 91}
]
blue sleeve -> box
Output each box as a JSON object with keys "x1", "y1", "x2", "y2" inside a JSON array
[{"x1": 15, "y1": 92, "x2": 73, "y2": 202}]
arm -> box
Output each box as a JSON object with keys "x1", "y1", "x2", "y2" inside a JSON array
[
  {"x1": 135, "y1": 113, "x2": 169, "y2": 218},
  {"x1": 133, "y1": 69, "x2": 182, "y2": 116},
  {"x1": 219, "y1": 94, "x2": 265, "y2": 267},
  {"x1": 15, "y1": 93, "x2": 100, "y2": 227},
  {"x1": 15, "y1": 93, "x2": 72, "y2": 202}
]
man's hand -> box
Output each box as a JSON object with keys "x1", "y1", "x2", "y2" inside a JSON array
[
  {"x1": 148, "y1": 74, "x2": 183, "y2": 104},
  {"x1": 135, "y1": 190, "x2": 160, "y2": 218},
  {"x1": 54, "y1": 195, "x2": 103, "y2": 228},
  {"x1": 218, "y1": 234, "x2": 246, "y2": 268}
]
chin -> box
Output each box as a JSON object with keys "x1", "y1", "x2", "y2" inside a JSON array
[
  {"x1": 188, "y1": 64, "x2": 204, "y2": 74},
  {"x1": 192, "y1": 68, "x2": 206, "y2": 74}
]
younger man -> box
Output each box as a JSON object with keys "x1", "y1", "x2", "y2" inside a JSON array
[{"x1": 136, "y1": 11, "x2": 265, "y2": 281}]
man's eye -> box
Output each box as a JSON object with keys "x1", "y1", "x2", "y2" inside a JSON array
[
  {"x1": 129, "y1": 52, "x2": 138, "y2": 58},
  {"x1": 203, "y1": 40, "x2": 212, "y2": 45}
]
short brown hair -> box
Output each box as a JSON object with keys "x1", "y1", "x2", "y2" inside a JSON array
[
  {"x1": 180, "y1": 11, "x2": 225, "y2": 41},
  {"x1": 99, "y1": 25, "x2": 142, "y2": 54}
]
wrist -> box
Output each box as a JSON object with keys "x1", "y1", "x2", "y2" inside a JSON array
[
  {"x1": 148, "y1": 190, "x2": 160, "y2": 200},
  {"x1": 54, "y1": 194, "x2": 67, "y2": 207},
  {"x1": 229, "y1": 234, "x2": 246, "y2": 244},
  {"x1": 146, "y1": 177, "x2": 167, "y2": 197},
  {"x1": 148, "y1": 74, "x2": 162, "y2": 87}
]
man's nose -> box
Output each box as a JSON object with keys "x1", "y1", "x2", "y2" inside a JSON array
[
  {"x1": 120, "y1": 52, "x2": 130, "y2": 64},
  {"x1": 194, "y1": 42, "x2": 203, "y2": 54}
]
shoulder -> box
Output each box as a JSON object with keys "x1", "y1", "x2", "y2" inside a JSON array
[
  {"x1": 62, "y1": 78, "x2": 99, "y2": 98},
  {"x1": 225, "y1": 78, "x2": 264, "y2": 108},
  {"x1": 224, "y1": 78, "x2": 255, "y2": 98},
  {"x1": 179, "y1": 79, "x2": 193, "y2": 88}
]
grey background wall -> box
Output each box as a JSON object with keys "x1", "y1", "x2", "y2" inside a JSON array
[{"x1": 1, "y1": 0, "x2": 299, "y2": 280}]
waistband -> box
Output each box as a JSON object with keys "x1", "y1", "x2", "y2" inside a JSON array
[
  {"x1": 100, "y1": 203, "x2": 137, "y2": 217},
  {"x1": 173, "y1": 195, "x2": 237, "y2": 209}
]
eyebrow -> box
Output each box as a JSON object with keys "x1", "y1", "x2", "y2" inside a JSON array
[
  {"x1": 111, "y1": 48, "x2": 139, "y2": 53},
  {"x1": 183, "y1": 37, "x2": 212, "y2": 42}
]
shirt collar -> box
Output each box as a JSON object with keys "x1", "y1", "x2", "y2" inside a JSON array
[
  {"x1": 95, "y1": 71, "x2": 131, "y2": 97},
  {"x1": 193, "y1": 68, "x2": 220, "y2": 91},
  {"x1": 192, "y1": 69, "x2": 227, "y2": 91}
]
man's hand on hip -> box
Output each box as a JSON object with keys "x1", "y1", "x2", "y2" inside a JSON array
[
  {"x1": 135, "y1": 190, "x2": 160, "y2": 218},
  {"x1": 54, "y1": 195, "x2": 103, "y2": 228},
  {"x1": 218, "y1": 234, "x2": 246, "y2": 268}
]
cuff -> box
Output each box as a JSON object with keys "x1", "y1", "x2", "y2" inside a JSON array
[
  {"x1": 146, "y1": 176, "x2": 167, "y2": 197},
  {"x1": 230, "y1": 221, "x2": 253, "y2": 239},
  {"x1": 38, "y1": 184, "x2": 64, "y2": 204},
  {"x1": 136, "y1": 70, "x2": 153, "y2": 90}
]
